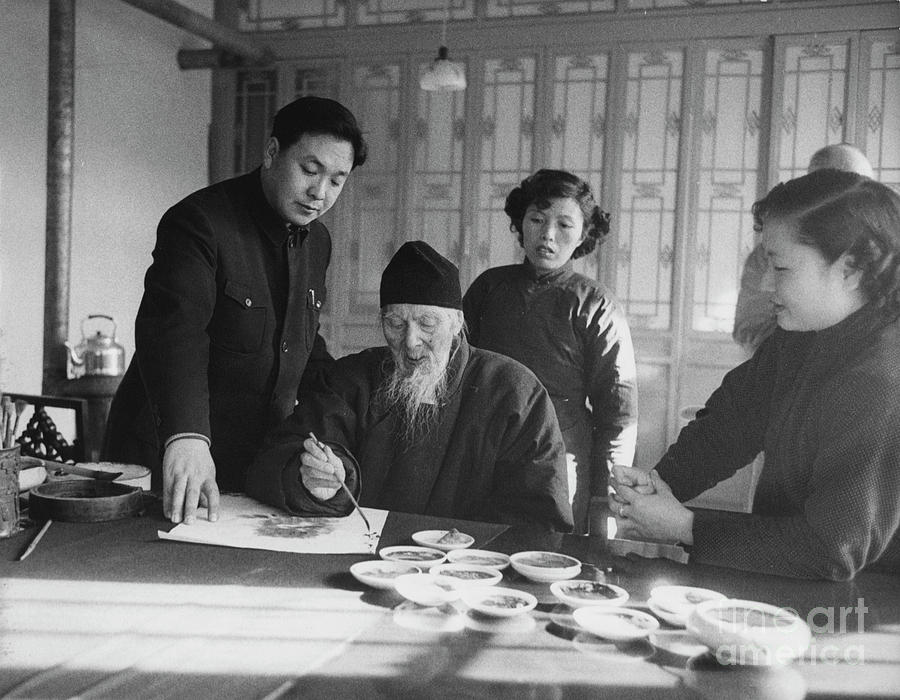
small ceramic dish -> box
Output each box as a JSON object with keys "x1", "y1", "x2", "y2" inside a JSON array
[
  {"x1": 431, "y1": 563, "x2": 503, "y2": 587},
  {"x1": 394, "y1": 572, "x2": 460, "y2": 607},
  {"x1": 349, "y1": 560, "x2": 423, "y2": 590},
  {"x1": 460, "y1": 586, "x2": 538, "y2": 618},
  {"x1": 412, "y1": 529, "x2": 475, "y2": 552},
  {"x1": 509, "y1": 551, "x2": 582, "y2": 583},
  {"x1": 550, "y1": 579, "x2": 629, "y2": 607},
  {"x1": 650, "y1": 585, "x2": 727, "y2": 621},
  {"x1": 648, "y1": 597, "x2": 690, "y2": 627},
  {"x1": 573, "y1": 607, "x2": 660, "y2": 642},
  {"x1": 446, "y1": 548, "x2": 510, "y2": 570},
  {"x1": 379, "y1": 545, "x2": 447, "y2": 567},
  {"x1": 686, "y1": 599, "x2": 812, "y2": 666},
  {"x1": 648, "y1": 630, "x2": 709, "y2": 658}
]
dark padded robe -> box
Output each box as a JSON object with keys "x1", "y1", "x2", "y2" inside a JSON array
[
  {"x1": 464, "y1": 260, "x2": 637, "y2": 532},
  {"x1": 247, "y1": 337, "x2": 574, "y2": 532}
]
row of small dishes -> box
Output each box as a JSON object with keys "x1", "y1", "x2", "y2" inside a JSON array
[
  {"x1": 351, "y1": 530, "x2": 812, "y2": 663},
  {"x1": 577, "y1": 584, "x2": 814, "y2": 665},
  {"x1": 351, "y1": 529, "x2": 621, "y2": 619}
]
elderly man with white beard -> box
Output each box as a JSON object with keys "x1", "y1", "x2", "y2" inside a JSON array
[{"x1": 246, "y1": 241, "x2": 574, "y2": 531}]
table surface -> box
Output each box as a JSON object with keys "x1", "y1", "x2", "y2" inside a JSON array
[{"x1": 1, "y1": 494, "x2": 898, "y2": 700}]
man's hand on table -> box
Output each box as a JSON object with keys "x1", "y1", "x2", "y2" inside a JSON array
[
  {"x1": 163, "y1": 437, "x2": 220, "y2": 524},
  {"x1": 609, "y1": 466, "x2": 693, "y2": 545},
  {"x1": 300, "y1": 436, "x2": 346, "y2": 501}
]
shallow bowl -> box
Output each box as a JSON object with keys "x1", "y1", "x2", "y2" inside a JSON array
[
  {"x1": 379, "y1": 545, "x2": 447, "y2": 568},
  {"x1": 349, "y1": 560, "x2": 422, "y2": 590},
  {"x1": 573, "y1": 606, "x2": 660, "y2": 642},
  {"x1": 460, "y1": 586, "x2": 538, "y2": 618},
  {"x1": 412, "y1": 529, "x2": 475, "y2": 552},
  {"x1": 686, "y1": 598, "x2": 812, "y2": 666},
  {"x1": 550, "y1": 579, "x2": 629, "y2": 607},
  {"x1": 446, "y1": 548, "x2": 510, "y2": 570},
  {"x1": 431, "y1": 563, "x2": 503, "y2": 587},
  {"x1": 509, "y1": 550, "x2": 581, "y2": 582}
]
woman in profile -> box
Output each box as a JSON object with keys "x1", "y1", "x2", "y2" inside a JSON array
[
  {"x1": 612, "y1": 169, "x2": 900, "y2": 580},
  {"x1": 464, "y1": 169, "x2": 638, "y2": 533}
]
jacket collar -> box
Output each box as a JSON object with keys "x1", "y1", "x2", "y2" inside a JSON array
[
  {"x1": 442, "y1": 334, "x2": 470, "y2": 402},
  {"x1": 811, "y1": 301, "x2": 896, "y2": 351},
  {"x1": 522, "y1": 257, "x2": 575, "y2": 284},
  {"x1": 244, "y1": 168, "x2": 310, "y2": 247}
]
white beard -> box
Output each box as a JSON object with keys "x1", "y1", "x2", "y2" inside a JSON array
[{"x1": 377, "y1": 353, "x2": 449, "y2": 446}]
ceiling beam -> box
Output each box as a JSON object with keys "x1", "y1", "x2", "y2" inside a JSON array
[{"x1": 118, "y1": 0, "x2": 273, "y2": 65}]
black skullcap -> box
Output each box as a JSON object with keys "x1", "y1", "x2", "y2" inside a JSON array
[{"x1": 380, "y1": 241, "x2": 462, "y2": 310}]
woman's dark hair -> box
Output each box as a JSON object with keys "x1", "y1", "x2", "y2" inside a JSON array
[
  {"x1": 504, "y1": 169, "x2": 611, "y2": 260},
  {"x1": 752, "y1": 169, "x2": 900, "y2": 318},
  {"x1": 271, "y1": 95, "x2": 368, "y2": 169}
]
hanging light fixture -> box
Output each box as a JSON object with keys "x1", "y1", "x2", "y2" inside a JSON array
[{"x1": 420, "y1": 0, "x2": 466, "y2": 92}]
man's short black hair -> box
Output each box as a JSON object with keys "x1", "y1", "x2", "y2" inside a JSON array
[{"x1": 271, "y1": 96, "x2": 368, "y2": 169}]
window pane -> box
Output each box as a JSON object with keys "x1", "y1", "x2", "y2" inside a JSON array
[
  {"x1": 233, "y1": 70, "x2": 277, "y2": 175},
  {"x1": 778, "y1": 40, "x2": 849, "y2": 182},
  {"x1": 346, "y1": 63, "x2": 402, "y2": 317},
  {"x1": 291, "y1": 67, "x2": 339, "y2": 99},
  {"x1": 412, "y1": 66, "x2": 467, "y2": 266},
  {"x1": 549, "y1": 53, "x2": 610, "y2": 282},
  {"x1": 866, "y1": 39, "x2": 900, "y2": 189},
  {"x1": 239, "y1": 0, "x2": 345, "y2": 29},
  {"x1": 358, "y1": 0, "x2": 474, "y2": 24},
  {"x1": 617, "y1": 49, "x2": 683, "y2": 330},
  {"x1": 486, "y1": 0, "x2": 614, "y2": 17},
  {"x1": 474, "y1": 56, "x2": 537, "y2": 271},
  {"x1": 692, "y1": 48, "x2": 764, "y2": 333}
]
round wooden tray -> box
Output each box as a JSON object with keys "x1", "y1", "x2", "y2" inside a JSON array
[{"x1": 28, "y1": 480, "x2": 144, "y2": 522}]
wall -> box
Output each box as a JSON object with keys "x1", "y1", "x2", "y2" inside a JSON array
[{"x1": 0, "y1": 0, "x2": 213, "y2": 394}]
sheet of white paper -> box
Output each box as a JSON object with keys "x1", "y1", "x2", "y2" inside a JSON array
[{"x1": 157, "y1": 493, "x2": 388, "y2": 554}]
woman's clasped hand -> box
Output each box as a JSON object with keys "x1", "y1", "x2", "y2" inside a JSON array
[{"x1": 608, "y1": 465, "x2": 693, "y2": 546}]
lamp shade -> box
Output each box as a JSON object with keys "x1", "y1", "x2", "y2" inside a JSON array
[{"x1": 420, "y1": 46, "x2": 466, "y2": 92}]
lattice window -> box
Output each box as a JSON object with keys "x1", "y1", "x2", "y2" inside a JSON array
[
  {"x1": 346, "y1": 63, "x2": 402, "y2": 317},
  {"x1": 358, "y1": 0, "x2": 474, "y2": 24},
  {"x1": 616, "y1": 49, "x2": 683, "y2": 330},
  {"x1": 777, "y1": 40, "x2": 849, "y2": 182},
  {"x1": 238, "y1": 0, "x2": 345, "y2": 30},
  {"x1": 692, "y1": 47, "x2": 764, "y2": 332},
  {"x1": 548, "y1": 53, "x2": 611, "y2": 282},
  {"x1": 485, "y1": 0, "x2": 614, "y2": 17},
  {"x1": 628, "y1": 0, "x2": 751, "y2": 8},
  {"x1": 866, "y1": 39, "x2": 900, "y2": 188},
  {"x1": 233, "y1": 70, "x2": 277, "y2": 174},
  {"x1": 411, "y1": 66, "x2": 467, "y2": 267},
  {"x1": 291, "y1": 67, "x2": 339, "y2": 99},
  {"x1": 474, "y1": 56, "x2": 537, "y2": 271}
]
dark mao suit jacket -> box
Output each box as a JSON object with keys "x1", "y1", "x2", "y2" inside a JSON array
[{"x1": 103, "y1": 169, "x2": 333, "y2": 491}]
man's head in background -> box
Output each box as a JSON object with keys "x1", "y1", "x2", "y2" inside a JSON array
[{"x1": 808, "y1": 143, "x2": 874, "y2": 177}]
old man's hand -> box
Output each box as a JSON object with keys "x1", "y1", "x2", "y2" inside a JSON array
[{"x1": 300, "y1": 436, "x2": 347, "y2": 501}]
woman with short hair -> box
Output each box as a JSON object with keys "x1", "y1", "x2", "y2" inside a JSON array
[
  {"x1": 612, "y1": 169, "x2": 900, "y2": 580},
  {"x1": 464, "y1": 169, "x2": 638, "y2": 533}
]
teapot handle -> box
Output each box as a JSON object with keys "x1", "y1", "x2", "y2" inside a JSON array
[{"x1": 82, "y1": 314, "x2": 117, "y2": 339}]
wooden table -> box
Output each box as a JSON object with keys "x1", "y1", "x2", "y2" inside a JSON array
[{"x1": 1, "y1": 495, "x2": 898, "y2": 699}]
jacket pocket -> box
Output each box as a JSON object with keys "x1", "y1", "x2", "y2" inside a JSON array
[
  {"x1": 305, "y1": 285, "x2": 326, "y2": 349},
  {"x1": 208, "y1": 279, "x2": 268, "y2": 354}
]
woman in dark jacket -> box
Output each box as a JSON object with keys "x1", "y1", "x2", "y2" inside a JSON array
[
  {"x1": 464, "y1": 169, "x2": 638, "y2": 533},
  {"x1": 612, "y1": 169, "x2": 900, "y2": 580}
]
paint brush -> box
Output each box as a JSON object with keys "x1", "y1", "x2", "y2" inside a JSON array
[
  {"x1": 19, "y1": 519, "x2": 52, "y2": 561},
  {"x1": 308, "y1": 432, "x2": 373, "y2": 535}
]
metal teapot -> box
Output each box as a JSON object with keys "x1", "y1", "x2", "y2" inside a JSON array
[{"x1": 65, "y1": 314, "x2": 126, "y2": 378}]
